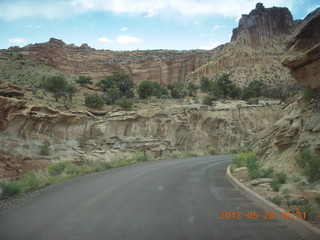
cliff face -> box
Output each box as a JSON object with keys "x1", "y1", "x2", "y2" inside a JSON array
[
  {"x1": 282, "y1": 8, "x2": 320, "y2": 91},
  {"x1": 0, "y1": 95, "x2": 281, "y2": 180},
  {"x1": 20, "y1": 38, "x2": 212, "y2": 84},
  {"x1": 231, "y1": 3, "x2": 296, "y2": 48},
  {"x1": 255, "y1": 8, "x2": 320, "y2": 171},
  {"x1": 189, "y1": 3, "x2": 297, "y2": 86}
]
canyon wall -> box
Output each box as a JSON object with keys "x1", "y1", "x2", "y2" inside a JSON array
[
  {"x1": 0, "y1": 95, "x2": 281, "y2": 180},
  {"x1": 255, "y1": 8, "x2": 320, "y2": 172},
  {"x1": 189, "y1": 3, "x2": 297, "y2": 86},
  {"x1": 17, "y1": 39, "x2": 212, "y2": 85}
]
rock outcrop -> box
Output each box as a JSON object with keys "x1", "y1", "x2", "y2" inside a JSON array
[
  {"x1": 188, "y1": 3, "x2": 297, "y2": 86},
  {"x1": 0, "y1": 95, "x2": 282, "y2": 180},
  {"x1": 0, "y1": 81, "x2": 25, "y2": 99},
  {"x1": 282, "y1": 8, "x2": 320, "y2": 91},
  {"x1": 231, "y1": 3, "x2": 296, "y2": 48},
  {"x1": 14, "y1": 38, "x2": 213, "y2": 84},
  {"x1": 255, "y1": 8, "x2": 320, "y2": 172}
]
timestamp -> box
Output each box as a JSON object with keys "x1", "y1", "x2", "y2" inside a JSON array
[{"x1": 219, "y1": 211, "x2": 307, "y2": 220}]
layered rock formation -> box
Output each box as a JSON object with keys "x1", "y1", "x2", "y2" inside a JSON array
[
  {"x1": 189, "y1": 3, "x2": 297, "y2": 86},
  {"x1": 255, "y1": 8, "x2": 320, "y2": 171},
  {"x1": 0, "y1": 94, "x2": 281, "y2": 180},
  {"x1": 282, "y1": 8, "x2": 320, "y2": 91},
  {"x1": 231, "y1": 3, "x2": 296, "y2": 48},
  {"x1": 14, "y1": 38, "x2": 212, "y2": 84}
]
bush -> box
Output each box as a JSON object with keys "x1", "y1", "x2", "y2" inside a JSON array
[
  {"x1": 75, "y1": 75, "x2": 93, "y2": 86},
  {"x1": 2, "y1": 181, "x2": 23, "y2": 198},
  {"x1": 232, "y1": 152, "x2": 256, "y2": 168},
  {"x1": 116, "y1": 96, "x2": 134, "y2": 111},
  {"x1": 287, "y1": 199, "x2": 309, "y2": 206},
  {"x1": 203, "y1": 96, "x2": 213, "y2": 106},
  {"x1": 208, "y1": 147, "x2": 218, "y2": 155},
  {"x1": 270, "y1": 180, "x2": 281, "y2": 191},
  {"x1": 274, "y1": 172, "x2": 287, "y2": 184},
  {"x1": 296, "y1": 149, "x2": 320, "y2": 182},
  {"x1": 302, "y1": 88, "x2": 317, "y2": 102},
  {"x1": 200, "y1": 76, "x2": 211, "y2": 92},
  {"x1": 22, "y1": 172, "x2": 41, "y2": 191},
  {"x1": 85, "y1": 93, "x2": 104, "y2": 109},
  {"x1": 48, "y1": 161, "x2": 72, "y2": 176},
  {"x1": 267, "y1": 197, "x2": 282, "y2": 206},
  {"x1": 132, "y1": 151, "x2": 153, "y2": 162},
  {"x1": 39, "y1": 144, "x2": 50, "y2": 156},
  {"x1": 65, "y1": 163, "x2": 83, "y2": 176}
]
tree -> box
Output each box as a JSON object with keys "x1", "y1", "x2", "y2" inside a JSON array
[
  {"x1": 98, "y1": 72, "x2": 134, "y2": 96},
  {"x1": 200, "y1": 76, "x2": 211, "y2": 92},
  {"x1": 137, "y1": 81, "x2": 168, "y2": 99},
  {"x1": 85, "y1": 93, "x2": 104, "y2": 109},
  {"x1": 209, "y1": 74, "x2": 240, "y2": 99},
  {"x1": 63, "y1": 84, "x2": 77, "y2": 109},
  {"x1": 187, "y1": 82, "x2": 199, "y2": 97},
  {"x1": 168, "y1": 82, "x2": 186, "y2": 99},
  {"x1": 116, "y1": 96, "x2": 134, "y2": 111},
  {"x1": 40, "y1": 75, "x2": 69, "y2": 102},
  {"x1": 75, "y1": 76, "x2": 93, "y2": 86},
  {"x1": 137, "y1": 81, "x2": 155, "y2": 99},
  {"x1": 242, "y1": 80, "x2": 266, "y2": 100}
]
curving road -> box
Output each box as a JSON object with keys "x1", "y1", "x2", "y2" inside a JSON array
[{"x1": 0, "y1": 155, "x2": 301, "y2": 240}]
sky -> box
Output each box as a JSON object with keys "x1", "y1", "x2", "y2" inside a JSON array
[{"x1": 1, "y1": 0, "x2": 319, "y2": 51}]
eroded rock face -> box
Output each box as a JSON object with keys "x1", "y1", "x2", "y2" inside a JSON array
[
  {"x1": 0, "y1": 82, "x2": 25, "y2": 99},
  {"x1": 0, "y1": 96, "x2": 281, "y2": 180},
  {"x1": 282, "y1": 8, "x2": 320, "y2": 90},
  {"x1": 19, "y1": 38, "x2": 212, "y2": 84},
  {"x1": 188, "y1": 4, "x2": 296, "y2": 86},
  {"x1": 256, "y1": 8, "x2": 320, "y2": 172},
  {"x1": 231, "y1": 3, "x2": 296, "y2": 48}
]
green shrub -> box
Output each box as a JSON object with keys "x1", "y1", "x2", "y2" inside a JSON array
[
  {"x1": 2, "y1": 181, "x2": 23, "y2": 198},
  {"x1": 85, "y1": 93, "x2": 104, "y2": 109},
  {"x1": 48, "y1": 161, "x2": 72, "y2": 176},
  {"x1": 259, "y1": 168, "x2": 274, "y2": 178},
  {"x1": 246, "y1": 154, "x2": 259, "y2": 171},
  {"x1": 302, "y1": 88, "x2": 317, "y2": 102},
  {"x1": 39, "y1": 144, "x2": 50, "y2": 156},
  {"x1": 65, "y1": 163, "x2": 83, "y2": 176},
  {"x1": 232, "y1": 152, "x2": 256, "y2": 168},
  {"x1": 315, "y1": 197, "x2": 320, "y2": 208},
  {"x1": 270, "y1": 180, "x2": 281, "y2": 191},
  {"x1": 267, "y1": 197, "x2": 282, "y2": 206},
  {"x1": 202, "y1": 96, "x2": 213, "y2": 106},
  {"x1": 22, "y1": 172, "x2": 41, "y2": 191},
  {"x1": 132, "y1": 151, "x2": 153, "y2": 162},
  {"x1": 116, "y1": 96, "x2": 134, "y2": 111},
  {"x1": 287, "y1": 199, "x2": 309, "y2": 206},
  {"x1": 208, "y1": 147, "x2": 218, "y2": 155},
  {"x1": 75, "y1": 75, "x2": 93, "y2": 86},
  {"x1": 296, "y1": 149, "x2": 320, "y2": 182},
  {"x1": 274, "y1": 172, "x2": 287, "y2": 184},
  {"x1": 299, "y1": 203, "x2": 317, "y2": 221}
]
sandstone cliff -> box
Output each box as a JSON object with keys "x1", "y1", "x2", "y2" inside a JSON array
[
  {"x1": 14, "y1": 39, "x2": 213, "y2": 84},
  {"x1": 255, "y1": 8, "x2": 320, "y2": 171},
  {"x1": 282, "y1": 8, "x2": 320, "y2": 91},
  {"x1": 0, "y1": 94, "x2": 281, "y2": 180},
  {"x1": 189, "y1": 3, "x2": 297, "y2": 86}
]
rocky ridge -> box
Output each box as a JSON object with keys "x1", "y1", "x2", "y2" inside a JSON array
[
  {"x1": 189, "y1": 3, "x2": 297, "y2": 86},
  {"x1": 0, "y1": 94, "x2": 281, "y2": 180}
]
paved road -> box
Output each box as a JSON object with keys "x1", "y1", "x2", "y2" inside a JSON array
[{"x1": 0, "y1": 155, "x2": 302, "y2": 240}]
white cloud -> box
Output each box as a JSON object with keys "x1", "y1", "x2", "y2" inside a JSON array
[
  {"x1": 0, "y1": 0, "x2": 296, "y2": 21},
  {"x1": 8, "y1": 38, "x2": 26, "y2": 44},
  {"x1": 193, "y1": 21, "x2": 201, "y2": 25},
  {"x1": 199, "y1": 41, "x2": 222, "y2": 50},
  {"x1": 212, "y1": 25, "x2": 226, "y2": 30},
  {"x1": 117, "y1": 35, "x2": 142, "y2": 44},
  {"x1": 121, "y1": 27, "x2": 128, "y2": 31},
  {"x1": 98, "y1": 37, "x2": 114, "y2": 43},
  {"x1": 26, "y1": 24, "x2": 42, "y2": 29}
]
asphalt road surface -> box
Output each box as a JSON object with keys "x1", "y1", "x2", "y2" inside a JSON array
[{"x1": 0, "y1": 155, "x2": 302, "y2": 240}]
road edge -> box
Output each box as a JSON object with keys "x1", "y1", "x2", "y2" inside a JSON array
[{"x1": 226, "y1": 165, "x2": 320, "y2": 240}]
